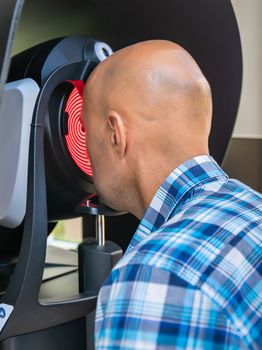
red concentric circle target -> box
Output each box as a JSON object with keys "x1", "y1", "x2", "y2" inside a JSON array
[{"x1": 64, "y1": 80, "x2": 93, "y2": 177}]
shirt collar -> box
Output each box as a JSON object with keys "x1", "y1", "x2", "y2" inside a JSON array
[{"x1": 126, "y1": 155, "x2": 228, "y2": 254}]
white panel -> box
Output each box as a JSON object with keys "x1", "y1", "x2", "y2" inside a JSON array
[
  {"x1": 231, "y1": 0, "x2": 262, "y2": 138},
  {"x1": 0, "y1": 78, "x2": 39, "y2": 228},
  {"x1": 0, "y1": 303, "x2": 14, "y2": 332}
]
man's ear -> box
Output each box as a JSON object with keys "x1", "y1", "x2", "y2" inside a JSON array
[{"x1": 107, "y1": 111, "x2": 127, "y2": 158}]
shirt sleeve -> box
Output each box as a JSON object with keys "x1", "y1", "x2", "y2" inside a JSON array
[{"x1": 95, "y1": 261, "x2": 245, "y2": 350}]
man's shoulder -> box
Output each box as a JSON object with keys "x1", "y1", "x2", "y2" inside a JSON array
[
  {"x1": 116, "y1": 176, "x2": 262, "y2": 308},
  {"x1": 120, "y1": 216, "x2": 261, "y2": 290},
  {"x1": 178, "y1": 177, "x2": 262, "y2": 219}
]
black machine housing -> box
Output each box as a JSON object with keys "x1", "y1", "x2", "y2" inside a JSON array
[
  {"x1": 8, "y1": 36, "x2": 100, "y2": 220},
  {"x1": 0, "y1": 36, "x2": 110, "y2": 349}
]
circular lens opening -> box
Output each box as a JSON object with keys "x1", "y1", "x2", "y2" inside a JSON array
[{"x1": 64, "y1": 80, "x2": 93, "y2": 177}]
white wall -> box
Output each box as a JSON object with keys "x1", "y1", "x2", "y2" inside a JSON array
[{"x1": 231, "y1": 0, "x2": 262, "y2": 139}]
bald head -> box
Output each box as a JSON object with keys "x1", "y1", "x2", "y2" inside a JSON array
[
  {"x1": 82, "y1": 40, "x2": 212, "y2": 218},
  {"x1": 85, "y1": 40, "x2": 211, "y2": 125}
]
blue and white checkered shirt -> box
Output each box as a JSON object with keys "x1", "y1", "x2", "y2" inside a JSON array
[{"x1": 95, "y1": 155, "x2": 262, "y2": 349}]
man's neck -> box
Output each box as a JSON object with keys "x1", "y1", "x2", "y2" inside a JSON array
[{"x1": 132, "y1": 151, "x2": 209, "y2": 219}]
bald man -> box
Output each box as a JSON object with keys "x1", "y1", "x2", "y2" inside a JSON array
[{"x1": 82, "y1": 41, "x2": 262, "y2": 349}]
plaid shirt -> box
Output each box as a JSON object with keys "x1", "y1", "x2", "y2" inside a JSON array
[{"x1": 95, "y1": 155, "x2": 262, "y2": 349}]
